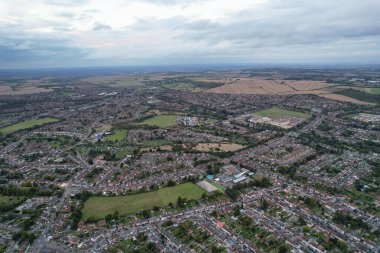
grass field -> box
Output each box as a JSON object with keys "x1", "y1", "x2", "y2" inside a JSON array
[
  {"x1": 0, "y1": 117, "x2": 60, "y2": 135},
  {"x1": 255, "y1": 107, "x2": 310, "y2": 119},
  {"x1": 370, "y1": 88, "x2": 380, "y2": 95},
  {"x1": 80, "y1": 75, "x2": 145, "y2": 88},
  {"x1": 82, "y1": 183, "x2": 205, "y2": 220},
  {"x1": 0, "y1": 196, "x2": 26, "y2": 212},
  {"x1": 105, "y1": 129, "x2": 128, "y2": 142},
  {"x1": 139, "y1": 115, "x2": 177, "y2": 128}
]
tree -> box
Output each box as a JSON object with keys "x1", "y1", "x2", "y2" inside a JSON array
[
  {"x1": 260, "y1": 199, "x2": 269, "y2": 210},
  {"x1": 278, "y1": 245, "x2": 288, "y2": 253},
  {"x1": 176, "y1": 196, "x2": 186, "y2": 208},
  {"x1": 167, "y1": 180, "x2": 176, "y2": 187},
  {"x1": 105, "y1": 214, "x2": 113, "y2": 223}
]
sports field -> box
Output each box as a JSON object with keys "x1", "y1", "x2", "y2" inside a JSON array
[
  {"x1": 82, "y1": 182, "x2": 205, "y2": 220},
  {"x1": 105, "y1": 129, "x2": 128, "y2": 142},
  {"x1": 139, "y1": 115, "x2": 177, "y2": 128},
  {"x1": 0, "y1": 117, "x2": 60, "y2": 135},
  {"x1": 255, "y1": 107, "x2": 310, "y2": 119}
]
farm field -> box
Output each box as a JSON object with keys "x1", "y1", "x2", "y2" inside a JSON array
[
  {"x1": 0, "y1": 117, "x2": 60, "y2": 135},
  {"x1": 205, "y1": 78, "x2": 372, "y2": 104},
  {"x1": 82, "y1": 182, "x2": 205, "y2": 220},
  {"x1": 139, "y1": 115, "x2": 177, "y2": 128},
  {"x1": 0, "y1": 85, "x2": 53, "y2": 95},
  {"x1": 255, "y1": 107, "x2": 310, "y2": 119},
  {"x1": 194, "y1": 143, "x2": 245, "y2": 152},
  {"x1": 105, "y1": 129, "x2": 128, "y2": 142},
  {"x1": 342, "y1": 86, "x2": 380, "y2": 95},
  {"x1": 80, "y1": 75, "x2": 145, "y2": 87},
  {"x1": 370, "y1": 88, "x2": 380, "y2": 94},
  {"x1": 333, "y1": 88, "x2": 379, "y2": 105}
]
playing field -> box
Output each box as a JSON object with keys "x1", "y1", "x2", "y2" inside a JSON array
[
  {"x1": 82, "y1": 182, "x2": 206, "y2": 220},
  {"x1": 105, "y1": 129, "x2": 128, "y2": 142},
  {"x1": 0, "y1": 117, "x2": 60, "y2": 135},
  {"x1": 139, "y1": 115, "x2": 177, "y2": 128},
  {"x1": 255, "y1": 107, "x2": 310, "y2": 119}
]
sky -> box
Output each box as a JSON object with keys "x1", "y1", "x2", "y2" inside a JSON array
[{"x1": 0, "y1": 0, "x2": 380, "y2": 69}]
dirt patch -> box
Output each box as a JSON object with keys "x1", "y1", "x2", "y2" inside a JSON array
[
  {"x1": 194, "y1": 143, "x2": 245, "y2": 152},
  {"x1": 140, "y1": 145, "x2": 173, "y2": 152},
  {"x1": 197, "y1": 180, "x2": 218, "y2": 193}
]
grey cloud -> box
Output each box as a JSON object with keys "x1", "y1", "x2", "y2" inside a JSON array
[
  {"x1": 93, "y1": 23, "x2": 112, "y2": 31},
  {"x1": 44, "y1": 0, "x2": 89, "y2": 6},
  {"x1": 172, "y1": 0, "x2": 380, "y2": 49},
  {"x1": 137, "y1": 0, "x2": 201, "y2": 6},
  {"x1": 0, "y1": 36, "x2": 89, "y2": 64},
  {"x1": 1, "y1": 0, "x2": 380, "y2": 68}
]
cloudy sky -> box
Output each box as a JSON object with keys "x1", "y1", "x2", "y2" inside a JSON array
[{"x1": 1, "y1": 0, "x2": 379, "y2": 68}]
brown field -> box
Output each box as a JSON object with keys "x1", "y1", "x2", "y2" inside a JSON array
[
  {"x1": 206, "y1": 78, "x2": 369, "y2": 105},
  {"x1": 285, "y1": 80, "x2": 330, "y2": 91},
  {"x1": 194, "y1": 143, "x2": 245, "y2": 152},
  {"x1": 0, "y1": 86, "x2": 53, "y2": 95},
  {"x1": 207, "y1": 78, "x2": 294, "y2": 94}
]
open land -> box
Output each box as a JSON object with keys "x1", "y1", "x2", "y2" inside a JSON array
[
  {"x1": 255, "y1": 107, "x2": 310, "y2": 119},
  {"x1": 82, "y1": 183, "x2": 205, "y2": 220},
  {"x1": 105, "y1": 129, "x2": 129, "y2": 142},
  {"x1": 0, "y1": 85, "x2": 53, "y2": 95},
  {"x1": 0, "y1": 117, "x2": 60, "y2": 135},
  {"x1": 206, "y1": 78, "x2": 372, "y2": 104},
  {"x1": 138, "y1": 114, "x2": 178, "y2": 128},
  {"x1": 194, "y1": 143, "x2": 245, "y2": 152}
]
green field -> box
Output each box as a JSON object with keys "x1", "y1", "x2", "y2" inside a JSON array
[
  {"x1": 334, "y1": 88, "x2": 380, "y2": 104},
  {"x1": 82, "y1": 183, "x2": 205, "y2": 220},
  {"x1": 0, "y1": 196, "x2": 26, "y2": 212},
  {"x1": 139, "y1": 115, "x2": 178, "y2": 128},
  {"x1": 163, "y1": 83, "x2": 204, "y2": 92},
  {"x1": 0, "y1": 117, "x2": 60, "y2": 135},
  {"x1": 255, "y1": 107, "x2": 310, "y2": 119},
  {"x1": 369, "y1": 88, "x2": 380, "y2": 95},
  {"x1": 105, "y1": 129, "x2": 128, "y2": 142}
]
